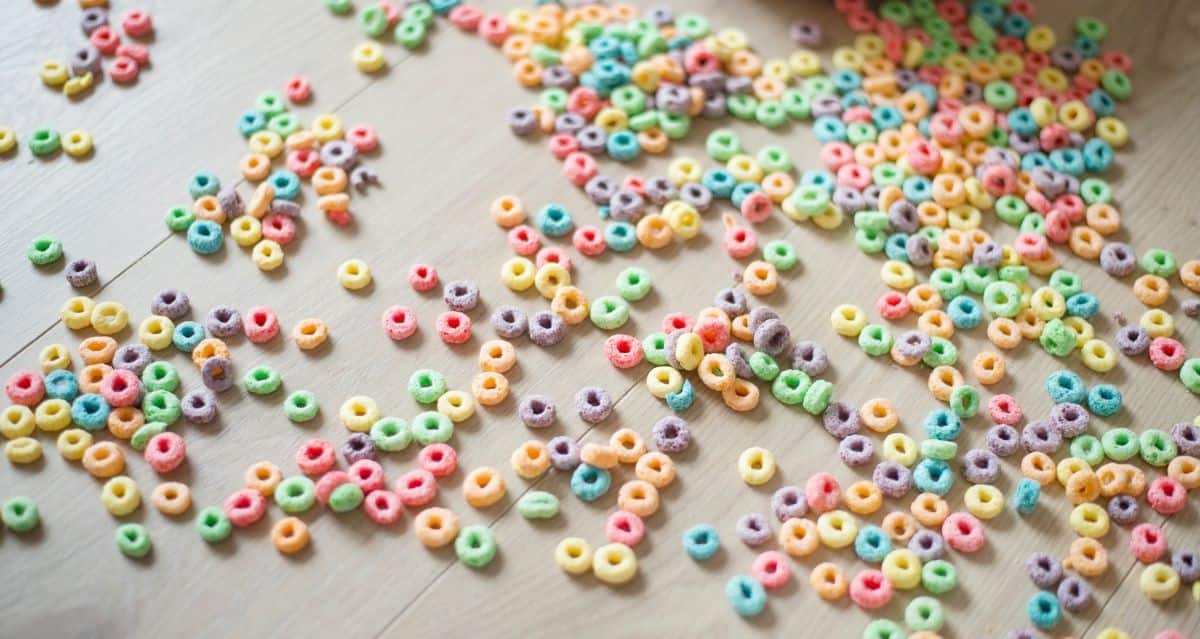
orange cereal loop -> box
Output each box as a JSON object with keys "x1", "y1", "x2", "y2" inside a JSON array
[
  {"x1": 1068, "y1": 226, "x2": 1104, "y2": 260},
  {"x1": 79, "y1": 336, "x2": 117, "y2": 365},
  {"x1": 78, "y1": 363, "x2": 112, "y2": 393},
  {"x1": 478, "y1": 339, "x2": 517, "y2": 373},
  {"x1": 910, "y1": 493, "x2": 949, "y2": 528},
  {"x1": 637, "y1": 128, "x2": 668, "y2": 154},
  {"x1": 293, "y1": 319, "x2": 329, "y2": 351},
  {"x1": 1015, "y1": 309, "x2": 1045, "y2": 340},
  {"x1": 191, "y1": 338, "x2": 229, "y2": 368},
  {"x1": 245, "y1": 461, "x2": 283, "y2": 496},
  {"x1": 742, "y1": 261, "x2": 778, "y2": 296},
  {"x1": 528, "y1": 16, "x2": 560, "y2": 46},
  {"x1": 636, "y1": 213, "x2": 672, "y2": 249},
  {"x1": 938, "y1": 230, "x2": 970, "y2": 259},
  {"x1": 962, "y1": 140, "x2": 991, "y2": 165},
  {"x1": 862, "y1": 57, "x2": 894, "y2": 77},
  {"x1": 414, "y1": 507, "x2": 460, "y2": 548},
  {"x1": 463, "y1": 467, "x2": 506, "y2": 508},
  {"x1": 907, "y1": 284, "x2": 942, "y2": 313},
  {"x1": 916, "y1": 201, "x2": 947, "y2": 228},
  {"x1": 550, "y1": 286, "x2": 589, "y2": 325},
  {"x1": 722, "y1": 378, "x2": 760, "y2": 412},
  {"x1": 82, "y1": 441, "x2": 125, "y2": 478},
  {"x1": 930, "y1": 250, "x2": 963, "y2": 270},
  {"x1": 877, "y1": 130, "x2": 906, "y2": 159},
  {"x1": 1122, "y1": 465, "x2": 1146, "y2": 496},
  {"x1": 966, "y1": 228, "x2": 990, "y2": 247},
  {"x1": 854, "y1": 143, "x2": 885, "y2": 168},
  {"x1": 1095, "y1": 463, "x2": 1127, "y2": 497},
  {"x1": 918, "y1": 309, "x2": 955, "y2": 339},
  {"x1": 696, "y1": 307, "x2": 731, "y2": 329},
  {"x1": 578, "y1": 4, "x2": 607, "y2": 23},
  {"x1": 656, "y1": 54, "x2": 685, "y2": 84},
  {"x1": 968, "y1": 60, "x2": 1000, "y2": 84},
  {"x1": 1063, "y1": 537, "x2": 1108, "y2": 578},
  {"x1": 881, "y1": 511, "x2": 917, "y2": 542},
  {"x1": 727, "y1": 51, "x2": 761, "y2": 77},
  {"x1": 312, "y1": 167, "x2": 348, "y2": 195},
  {"x1": 761, "y1": 172, "x2": 795, "y2": 203},
  {"x1": 938, "y1": 73, "x2": 964, "y2": 99},
  {"x1": 240, "y1": 153, "x2": 271, "y2": 182},
  {"x1": 927, "y1": 366, "x2": 963, "y2": 402},
  {"x1": 272, "y1": 516, "x2": 310, "y2": 554},
  {"x1": 1168, "y1": 456, "x2": 1200, "y2": 490},
  {"x1": 698, "y1": 354, "x2": 734, "y2": 392},
  {"x1": 192, "y1": 195, "x2": 226, "y2": 223},
  {"x1": 608, "y1": 3, "x2": 635, "y2": 21},
  {"x1": 844, "y1": 481, "x2": 882, "y2": 515},
  {"x1": 247, "y1": 182, "x2": 275, "y2": 218},
  {"x1": 778, "y1": 517, "x2": 820, "y2": 558},
  {"x1": 1025, "y1": 252, "x2": 1060, "y2": 278},
  {"x1": 971, "y1": 351, "x2": 1005, "y2": 385},
  {"x1": 580, "y1": 443, "x2": 619, "y2": 470},
  {"x1": 285, "y1": 130, "x2": 316, "y2": 151},
  {"x1": 151, "y1": 482, "x2": 191, "y2": 516},
  {"x1": 987, "y1": 318, "x2": 1022, "y2": 350},
  {"x1": 501, "y1": 34, "x2": 533, "y2": 61},
  {"x1": 859, "y1": 399, "x2": 898, "y2": 433},
  {"x1": 617, "y1": 479, "x2": 660, "y2": 518},
  {"x1": 490, "y1": 196, "x2": 526, "y2": 227},
  {"x1": 610, "y1": 428, "x2": 646, "y2": 464},
  {"x1": 1021, "y1": 451, "x2": 1056, "y2": 485},
  {"x1": 810, "y1": 562, "x2": 848, "y2": 600},
  {"x1": 511, "y1": 440, "x2": 550, "y2": 479},
  {"x1": 730, "y1": 314, "x2": 752, "y2": 341},
  {"x1": 932, "y1": 175, "x2": 966, "y2": 208},
  {"x1": 513, "y1": 58, "x2": 543, "y2": 87},
  {"x1": 1133, "y1": 274, "x2": 1169, "y2": 307},
  {"x1": 106, "y1": 406, "x2": 144, "y2": 439},
  {"x1": 752, "y1": 76, "x2": 785, "y2": 102},
  {"x1": 1179, "y1": 260, "x2": 1200, "y2": 292},
  {"x1": 471, "y1": 371, "x2": 509, "y2": 406},
  {"x1": 634, "y1": 452, "x2": 675, "y2": 488}
]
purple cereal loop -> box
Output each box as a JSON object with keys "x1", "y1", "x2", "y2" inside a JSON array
[
  {"x1": 789, "y1": 20, "x2": 822, "y2": 47},
  {"x1": 584, "y1": 175, "x2": 618, "y2": 204},
  {"x1": 653, "y1": 415, "x2": 691, "y2": 454},
  {"x1": 1050, "y1": 46, "x2": 1083, "y2": 74},
  {"x1": 702, "y1": 94, "x2": 727, "y2": 119},
  {"x1": 961, "y1": 82, "x2": 982, "y2": 103},
  {"x1": 1171, "y1": 423, "x2": 1200, "y2": 456},
  {"x1": 908, "y1": 529, "x2": 946, "y2": 562},
  {"x1": 862, "y1": 184, "x2": 881, "y2": 210},
  {"x1": 645, "y1": 5, "x2": 673, "y2": 26},
  {"x1": 688, "y1": 71, "x2": 725, "y2": 95},
  {"x1": 519, "y1": 395, "x2": 556, "y2": 429},
  {"x1": 1025, "y1": 552, "x2": 1063, "y2": 590},
  {"x1": 71, "y1": 46, "x2": 102, "y2": 76},
  {"x1": 1171, "y1": 549, "x2": 1200, "y2": 584},
  {"x1": 528, "y1": 311, "x2": 565, "y2": 347},
  {"x1": 507, "y1": 107, "x2": 537, "y2": 136},
  {"x1": 747, "y1": 306, "x2": 779, "y2": 334},
  {"x1": 1009, "y1": 132, "x2": 1040, "y2": 154},
  {"x1": 753, "y1": 318, "x2": 791, "y2": 356},
  {"x1": 112, "y1": 344, "x2": 151, "y2": 376},
  {"x1": 887, "y1": 200, "x2": 919, "y2": 233},
  {"x1": 1056, "y1": 576, "x2": 1091, "y2": 612},
  {"x1": 1116, "y1": 324, "x2": 1150, "y2": 356},
  {"x1": 342, "y1": 433, "x2": 377, "y2": 464},
  {"x1": 655, "y1": 85, "x2": 691, "y2": 115},
  {"x1": 201, "y1": 356, "x2": 235, "y2": 393},
  {"x1": 838, "y1": 434, "x2": 873, "y2": 466},
  {"x1": 771, "y1": 485, "x2": 807, "y2": 522},
  {"x1": 350, "y1": 167, "x2": 380, "y2": 195},
  {"x1": 961, "y1": 448, "x2": 1000, "y2": 484},
  {"x1": 644, "y1": 176, "x2": 677, "y2": 205},
  {"x1": 320, "y1": 140, "x2": 358, "y2": 171},
  {"x1": 1050, "y1": 402, "x2": 1089, "y2": 437},
  {"x1": 791, "y1": 340, "x2": 829, "y2": 377},
  {"x1": 205, "y1": 305, "x2": 243, "y2": 338},
  {"x1": 735, "y1": 513, "x2": 771, "y2": 546},
  {"x1": 181, "y1": 389, "x2": 217, "y2": 424},
  {"x1": 663, "y1": 330, "x2": 684, "y2": 369},
  {"x1": 555, "y1": 113, "x2": 586, "y2": 135},
  {"x1": 715, "y1": 288, "x2": 748, "y2": 317},
  {"x1": 986, "y1": 424, "x2": 1021, "y2": 457},
  {"x1": 1007, "y1": 630, "x2": 1038, "y2": 639},
  {"x1": 65, "y1": 259, "x2": 99, "y2": 288},
  {"x1": 1100, "y1": 242, "x2": 1137, "y2": 278},
  {"x1": 1067, "y1": 132, "x2": 1086, "y2": 149},
  {"x1": 872, "y1": 461, "x2": 912, "y2": 499},
  {"x1": 1107, "y1": 494, "x2": 1139, "y2": 526},
  {"x1": 217, "y1": 187, "x2": 244, "y2": 218},
  {"x1": 894, "y1": 330, "x2": 931, "y2": 362},
  {"x1": 443, "y1": 280, "x2": 480, "y2": 312},
  {"x1": 542, "y1": 65, "x2": 577, "y2": 89},
  {"x1": 972, "y1": 241, "x2": 1003, "y2": 268},
  {"x1": 725, "y1": 343, "x2": 754, "y2": 380},
  {"x1": 80, "y1": 8, "x2": 108, "y2": 34},
  {"x1": 725, "y1": 75, "x2": 753, "y2": 96},
  {"x1": 894, "y1": 70, "x2": 919, "y2": 91},
  {"x1": 811, "y1": 94, "x2": 842, "y2": 118},
  {"x1": 1182, "y1": 299, "x2": 1200, "y2": 318},
  {"x1": 270, "y1": 199, "x2": 302, "y2": 217},
  {"x1": 1021, "y1": 420, "x2": 1062, "y2": 454},
  {"x1": 680, "y1": 183, "x2": 713, "y2": 212},
  {"x1": 832, "y1": 187, "x2": 865, "y2": 214},
  {"x1": 823, "y1": 401, "x2": 860, "y2": 439},
  {"x1": 906, "y1": 233, "x2": 933, "y2": 266},
  {"x1": 1063, "y1": 174, "x2": 1080, "y2": 195},
  {"x1": 575, "y1": 387, "x2": 613, "y2": 424},
  {"x1": 547, "y1": 435, "x2": 581, "y2": 471},
  {"x1": 608, "y1": 190, "x2": 645, "y2": 222},
  {"x1": 491, "y1": 305, "x2": 527, "y2": 339},
  {"x1": 151, "y1": 288, "x2": 190, "y2": 320},
  {"x1": 576, "y1": 126, "x2": 607, "y2": 154}
]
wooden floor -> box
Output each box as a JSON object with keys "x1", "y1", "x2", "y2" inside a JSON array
[{"x1": 2, "y1": 1, "x2": 1199, "y2": 637}]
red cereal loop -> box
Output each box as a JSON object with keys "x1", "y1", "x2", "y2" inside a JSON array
[
  {"x1": 877, "y1": 291, "x2": 911, "y2": 320},
  {"x1": 121, "y1": 9, "x2": 154, "y2": 38},
  {"x1": 842, "y1": 106, "x2": 873, "y2": 125},
  {"x1": 661, "y1": 312, "x2": 693, "y2": 333},
  {"x1": 347, "y1": 124, "x2": 378, "y2": 153},
  {"x1": 1149, "y1": 338, "x2": 1186, "y2": 371},
  {"x1": 535, "y1": 246, "x2": 572, "y2": 272},
  {"x1": 363, "y1": 489, "x2": 403, "y2": 525},
  {"x1": 1147, "y1": 477, "x2": 1186, "y2": 515},
  {"x1": 5, "y1": 371, "x2": 44, "y2": 407},
  {"x1": 723, "y1": 217, "x2": 758, "y2": 258},
  {"x1": 116, "y1": 43, "x2": 150, "y2": 66},
  {"x1": 90, "y1": 26, "x2": 121, "y2": 54},
  {"x1": 562, "y1": 151, "x2": 597, "y2": 186},
  {"x1": 144, "y1": 432, "x2": 186, "y2": 474},
  {"x1": 1130, "y1": 523, "x2": 1167, "y2": 563},
  {"x1": 987, "y1": 394, "x2": 1023, "y2": 425},
  {"x1": 805, "y1": 472, "x2": 841, "y2": 513},
  {"x1": 849, "y1": 569, "x2": 893, "y2": 609},
  {"x1": 381, "y1": 305, "x2": 418, "y2": 341},
  {"x1": 326, "y1": 209, "x2": 352, "y2": 226},
  {"x1": 507, "y1": 225, "x2": 541, "y2": 256},
  {"x1": 244, "y1": 305, "x2": 280, "y2": 343},
  {"x1": 108, "y1": 56, "x2": 139, "y2": 84},
  {"x1": 548, "y1": 133, "x2": 579, "y2": 159},
  {"x1": 820, "y1": 142, "x2": 854, "y2": 171},
  {"x1": 572, "y1": 225, "x2": 606, "y2": 256},
  {"x1": 740, "y1": 192, "x2": 773, "y2": 224},
  {"x1": 315, "y1": 470, "x2": 352, "y2": 504},
  {"x1": 436, "y1": 311, "x2": 472, "y2": 344},
  {"x1": 478, "y1": 15, "x2": 510, "y2": 46},
  {"x1": 286, "y1": 148, "x2": 321, "y2": 177},
  {"x1": 378, "y1": 1, "x2": 400, "y2": 27},
  {"x1": 566, "y1": 87, "x2": 601, "y2": 119},
  {"x1": 296, "y1": 438, "x2": 336, "y2": 475},
  {"x1": 694, "y1": 317, "x2": 731, "y2": 353},
  {"x1": 1044, "y1": 209, "x2": 1072, "y2": 244},
  {"x1": 99, "y1": 369, "x2": 140, "y2": 407},
  {"x1": 752, "y1": 550, "x2": 793, "y2": 590},
  {"x1": 605, "y1": 510, "x2": 646, "y2": 547},
  {"x1": 224, "y1": 488, "x2": 267, "y2": 527},
  {"x1": 942, "y1": 512, "x2": 986, "y2": 553},
  {"x1": 448, "y1": 5, "x2": 483, "y2": 31},
  {"x1": 348, "y1": 459, "x2": 385, "y2": 494},
  {"x1": 622, "y1": 175, "x2": 646, "y2": 195},
  {"x1": 407, "y1": 263, "x2": 439, "y2": 292},
  {"x1": 395, "y1": 469, "x2": 438, "y2": 507},
  {"x1": 261, "y1": 213, "x2": 297, "y2": 245},
  {"x1": 604, "y1": 334, "x2": 644, "y2": 369},
  {"x1": 285, "y1": 75, "x2": 312, "y2": 104},
  {"x1": 418, "y1": 443, "x2": 458, "y2": 477},
  {"x1": 1102, "y1": 51, "x2": 1133, "y2": 74},
  {"x1": 837, "y1": 163, "x2": 871, "y2": 190},
  {"x1": 684, "y1": 45, "x2": 720, "y2": 74}
]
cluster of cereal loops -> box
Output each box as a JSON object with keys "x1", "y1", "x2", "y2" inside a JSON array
[
  {"x1": 4, "y1": 126, "x2": 95, "y2": 160},
  {"x1": 26, "y1": 234, "x2": 105, "y2": 291},
  {"x1": 40, "y1": 3, "x2": 155, "y2": 100},
  {"x1": 327, "y1": 0, "x2": 476, "y2": 71},
  {"x1": 165, "y1": 81, "x2": 381, "y2": 270}
]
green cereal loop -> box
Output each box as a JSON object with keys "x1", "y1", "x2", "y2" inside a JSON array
[
  {"x1": 659, "y1": 112, "x2": 690, "y2": 139},
  {"x1": 626, "y1": 19, "x2": 655, "y2": 40},
  {"x1": 628, "y1": 111, "x2": 659, "y2": 132},
  {"x1": 920, "y1": 47, "x2": 944, "y2": 66},
  {"x1": 329, "y1": 483, "x2": 364, "y2": 513},
  {"x1": 961, "y1": 265, "x2": 997, "y2": 295},
  {"x1": 530, "y1": 45, "x2": 562, "y2": 68},
  {"x1": 965, "y1": 42, "x2": 995, "y2": 62},
  {"x1": 1070, "y1": 435, "x2": 1105, "y2": 467},
  {"x1": 985, "y1": 126, "x2": 1008, "y2": 148},
  {"x1": 994, "y1": 194, "x2": 1029, "y2": 225},
  {"x1": 855, "y1": 228, "x2": 886, "y2": 254},
  {"x1": 405, "y1": 2, "x2": 434, "y2": 26},
  {"x1": 921, "y1": 439, "x2": 957, "y2": 461},
  {"x1": 590, "y1": 296, "x2": 630, "y2": 330},
  {"x1": 970, "y1": 17, "x2": 997, "y2": 45},
  {"x1": 858, "y1": 324, "x2": 893, "y2": 357},
  {"x1": 267, "y1": 113, "x2": 302, "y2": 138},
  {"x1": 27, "y1": 235, "x2": 64, "y2": 265},
  {"x1": 1140, "y1": 249, "x2": 1177, "y2": 278},
  {"x1": 983, "y1": 81, "x2": 1017, "y2": 111},
  {"x1": 749, "y1": 352, "x2": 780, "y2": 382},
  {"x1": 1079, "y1": 178, "x2": 1112, "y2": 205},
  {"x1": 142, "y1": 390, "x2": 181, "y2": 425},
  {"x1": 781, "y1": 90, "x2": 812, "y2": 120},
  {"x1": 2, "y1": 496, "x2": 39, "y2": 533},
  {"x1": 762, "y1": 240, "x2": 798, "y2": 271},
  {"x1": 801, "y1": 76, "x2": 834, "y2": 96},
  {"x1": 165, "y1": 206, "x2": 195, "y2": 232},
  {"x1": 923, "y1": 16, "x2": 951, "y2": 37},
  {"x1": 983, "y1": 281, "x2": 1022, "y2": 318},
  {"x1": 923, "y1": 338, "x2": 957, "y2": 368},
  {"x1": 1101, "y1": 428, "x2": 1139, "y2": 462},
  {"x1": 1182, "y1": 359, "x2": 1200, "y2": 394},
  {"x1": 930, "y1": 268, "x2": 964, "y2": 300},
  {"x1": 455, "y1": 525, "x2": 498, "y2": 568},
  {"x1": 602, "y1": 23, "x2": 631, "y2": 40},
  {"x1": 846, "y1": 122, "x2": 877, "y2": 145},
  {"x1": 243, "y1": 365, "x2": 282, "y2": 395},
  {"x1": 643, "y1": 333, "x2": 669, "y2": 366},
  {"x1": 1139, "y1": 429, "x2": 1177, "y2": 467},
  {"x1": 408, "y1": 369, "x2": 447, "y2": 404},
  {"x1": 609, "y1": 86, "x2": 645, "y2": 116},
  {"x1": 28, "y1": 128, "x2": 61, "y2": 156},
  {"x1": 573, "y1": 22, "x2": 603, "y2": 43},
  {"x1": 274, "y1": 476, "x2": 317, "y2": 514},
  {"x1": 727, "y1": 94, "x2": 758, "y2": 120},
  {"x1": 142, "y1": 361, "x2": 179, "y2": 393},
  {"x1": 792, "y1": 185, "x2": 830, "y2": 217},
  {"x1": 999, "y1": 265, "x2": 1029, "y2": 283},
  {"x1": 130, "y1": 422, "x2": 167, "y2": 451},
  {"x1": 1075, "y1": 16, "x2": 1107, "y2": 41},
  {"x1": 863, "y1": 619, "x2": 903, "y2": 639},
  {"x1": 917, "y1": 226, "x2": 941, "y2": 249},
  {"x1": 756, "y1": 146, "x2": 792, "y2": 173},
  {"x1": 395, "y1": 20, "x2": 427, "y2": 49},
  {"x1": 516, "y1": 491, "x2": 559, "y2": 520},
  {"x1": 284, "y1": 390, "x2": 319, "y2": 423},
  {"x1": 1049, "y1": 270, "x2": 1083, "y2": 299},
  {"x1": 772, "y1": 370, "x2": 811, "y2": 405},
  {"x1": 910, "y1": 0, "x2": 936, "y2": 18},
  {"x1": 254, "y1": 91, "x2": 286, "y2": 118},
  {"x1": 616, "y1": 267, "x2": 652, "y2": 302},
  {"x1": 358, "y1": 3, "x2": 388, "y2": 35},
  {"x1": 1100, "y1": 69, "x2": 1131, "y2": 100},
  {"x1": 370, "y1": 416, "x2": 412, "y2": 452},
  {"x1": 755, "y1": 102, "x2": 787, "y2": 129},
  {"x1": 949, "y1": 385, "x2": 980, "y2": 419},
  {"x1": 411, "y1": 411, "x2": 454, "y2": 445},
  {"x1": 1039, "y1": 319, "x2": 1076, "y2": 358},
  {"x1": 905, "y1": 596, "x2": 945, "y2": 632},
  {"x1": 637, "y1": 32, "x2": 669, "y2": 58},
  {"x1": 871, "y1": 163, "x2": 904, "y2": 188},
  {"x1": 324, "y1": 0, "x2": 353, "y2": 14},
  {"x1": 879, "y1": 0, "x2": 913, "y2": 25},
  {"x1": 1020, "y1": 212, "x2": 1047, "y2": 235},
  {"x1": 855, "y1": 211, "x2": 890, "y2": 232},
  {"x1": 674, "y1": 13, "x2": 709, "y2": 39},
  {"x1": 196, "y1": 507, "x2": 232, "y2": 543},
  {"x1": 922, "y1": 559, "x2": 957, "y2": 594},
  {"x1": 115, "y1": 523, "x2": 152, "y2": 558},
  {"x1": 801, "y1": 379, "x2": 833, "y2": 415}
]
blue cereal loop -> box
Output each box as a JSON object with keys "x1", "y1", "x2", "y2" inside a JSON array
[
  {"x1": 268, "y1": 170, "x2": 301, "y2": 201},
  {"x1": 854, "y1": 525, "x2": 893, "y2": 563},
  {"x1": 682, "y1": 523, "x2": 720, "y2": 560},
  {"x1": 570, "y1": 464, "x2": 611, "y2": 502},
  {"x1": 665, "y1": 379, "x2": 694, "y2": 411},
  {"x1": 44, "y1": 369, "x2": 79, "y2": 402},
  {"x1": 238, "y1": 110, "x2": 266, "y2": 137},
  {"x1": 536, "y1": 204, "x2": 574, "y2": 238},
  {"x1": 605, "y1": 130, "x2": 640, "y2": 161},
  {"x1": 1065, "y1": 292, "x2": 1100, "y2": 318},
  {"x1": 604, "y1": 222, "x2": 637, "y2": 252},
  {"x1": 913, "y1": 458, "x2": 954, "y2": 496},
  {"x1": 1045, "y1": 370, "x2": 1086, "y2": 404},
  {"x1": 730, "y1": 182, "x2": 761, "y2": 209},
  {"x1": 71, "y1": 393, "x2": 110, "y2": 431},
  {"x1": 725, "y1": 575, "x2": 767, "y2": 617},
  {"x1": 702, "y1": 169, "x2": 736, "y2": 199},
  {"x1": 187, "y1": 220, "x2": 224, "y2": 255},
  {"x1": 173, "y1": 321, "x2": 206, "y2": 352},
  {"x1": 947, "y1": 296, "x2": 983, "y2": 329},
  {"x1": 1013, "y1": 477, "x2": 1041, "y2": 514},
  {"x1": 1086, "y1": 384, "x2": 1122, "y2": 417},
  {"x1": 924, "y1": 409, "x2": 962, "y2": 441},
  {"x1": 884, "y1": 233, "x2": 910, "y2": 261},
  {"x1": 1027, "y1": 591, "x2": 1061, "y2": 629},
  {"x1": 188, "y1": 171, "x2": 220, "y2": 199}
]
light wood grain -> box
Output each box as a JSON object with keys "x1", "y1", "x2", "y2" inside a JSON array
[{"x1": 1, "y1": 1, "x2": 1198, "y2": 638}]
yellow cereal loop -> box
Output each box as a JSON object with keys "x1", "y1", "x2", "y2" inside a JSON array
[
  {"x1": 101, "y1": 475, "x2": 141, "y2": 516},
  {"x1": 0, "y1": 126, "x2": 15, "y2": 154},
  {"x1": 811, "y1": 204, "x2": 845, "y2": 229},
  {"x1": 352, "y1": 42, "x2": 386, "y2": 73},
  {"x1": 593, "y1": 107, "x2": 628, "y2": 133},
  {"x1": 816, "y1": 510, "x2": 858, "y2": 549},
  {"x1": 831, "y1": 46, "x2": 863, "y2": 71},
  {"x1": 534, "y1": 262, "x2": 570, "y2": 299},
  {"x1": 1140, "y1": 563, "x2": 1180, "y2": 601},
  {"x1": 252, "y1": 240, "x2": 284, "y2": 271},
  {"x1": 1096, "y1": 117, "x2": 1128, "y2": 148},
  {"x1": 500, "y1": 257, "x2": 536, "y2": 291},
  {"x1": 726, "y1": 155, "x2": 763, "y2": 183},
  {"x1": 1096, "y1": 630, "x2": 1130, "y2": 639},
  {"x1": 592, "y1": 543, "x2": 637, "y2": 585},
  {"x1": 664, "y1": 201, "x2": 701, "y2": 239},
  {"x1": 57, "y1": 428, "x2": 93, "y2": 461},
  {"x1": 437, "y1": 390, "x2": 475, "y2": 423},
  {"x1": 1025, "y1": 24, "x2": 1055, "y2": 53},
  {"x1": 63, "y1": 72, "x2": 93, "y2": 98},
  {"x1": 1028, "y1": 97, "x2": 1057, "y2": 127},
  {"x1": 62, "y1": 130, "x2": 94, "y2": 158},
  {"x1": 2, "y1": 406, "x2": 35, "y2": 440},
  {"x1": 230, "y1": 216, "x2": 263, "y2": 247},
  {"x1": 5, "y1": 437, "x2": 42, "y2": 464},
  {"x1": 737, "y1": 447, "x2": 775, "y2": 485},
  {"x1": 880, "y1": 261, "x2": 916, "y2": 290},
  {"x1": 645, "y1": 366, "x2": 683, "y2": 399},
  {"x1": 1069, "y1": 503, "x2": 1110, "y2": 539},
  {"x1": 673, "y1": 332, "x2": 704, "y2": 371},
  {"x1": 89, "y1": 301, "x2": 129, "y2": 335},
  {"x1": 138, "y1": 315, "x2": 175, "y2": 351},
  {"x1": 882, "y1": 433, "x2": 918, "y2": 467},
  {"x1": 667, "y1": 157, "x2": 702, "y2": 185},
  {"x1": 34, "y1": 399, "x2": 71, "y2": 432},
  {"x1": 39, "y1": 59, "x2": 69, "y2": 86},
  {"x1": 1029, "y1": 287, "x2": 1065, "y2": 320},
  {"x1": 61, "y1": 296, "x2": 96, "y2": 330},
  {"x1": 312, "y1": 114, "x2": 345, "y2": 143},
  {"x1": 831, "y1": 304, "x2": 867, "y2": 337},
  {"x1": 854, "y1": 34, "x2": 885, "y2": 60},
  {"x1": 1140, "y1": 309, "x2": 1174, "y2": 338},
  {"x1": 248, "y1": 130, "x2": 284, "y2": 158},
  {"x1": 788, "y1": 50, "x2": 821, "y2": 76},
  {"x1": 555, "y1": 537, "x2": 593, "y2": 575},
  {"x1": 337, "y1": 259, "x2": 372, "y2": 290},
  {"x1": 963, "y1": 485, "x2": 1004, "y2": 520},
  {"x1": 1080, "y1": 339, "x2": 1115, "y2": 373},
  {"x1": 339, "y1": 396, "x2": 380, "y2": 432},
  {"x1": 1056, "y1": 457, "x2": 1091, "y2": 486},
  {"x1": 881, "y1": 548, "x2": 922, "y2": 589},
  {"x1": 38, "y1": 343, "x2": 71, "y2": 372}
]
